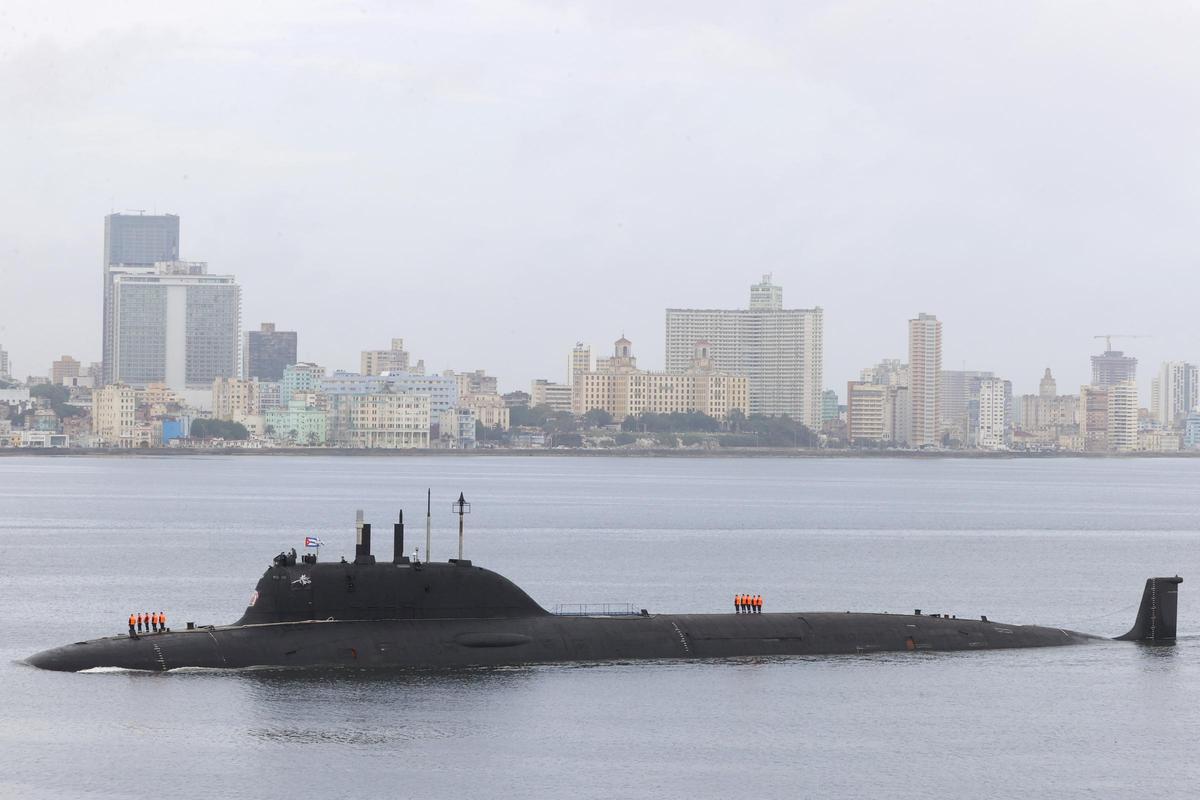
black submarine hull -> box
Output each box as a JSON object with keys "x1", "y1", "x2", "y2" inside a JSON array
[
  {"x1": 27, "y1": 610, "x2": 1106, "y2": 672},
  {"x1": 24, "y1": 511, "x2": 1183, "y2": 672}
]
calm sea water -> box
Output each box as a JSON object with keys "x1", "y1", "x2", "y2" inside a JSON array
[{"x1": 1, "y1": 454, "x2": 1198, "y2": 799}]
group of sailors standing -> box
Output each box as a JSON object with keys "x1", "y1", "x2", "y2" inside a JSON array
[
  {"x1": 128, "y1": 611, "x2": 167, "y2": 637},
  {"x1": 734, "y1": 594, "x2": 763, "y2": 614}
]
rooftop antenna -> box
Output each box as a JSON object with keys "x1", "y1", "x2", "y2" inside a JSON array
[
  {"x1": 425, "y1": 489, "x2": 431, "y2": 562},
  {"x1": 452, "y1": 492, "x2": 471, "y2": 561}
]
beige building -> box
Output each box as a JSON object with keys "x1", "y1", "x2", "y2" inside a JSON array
[
  {"x1": 578, "y1": 338, "x2": 748, "y2": 421},
  {"x1": 361, "y1": 338, "x2": 424, "y2": 376},
  {"x1": 1139, "y1": 429, "x2": 1181, "y2": 453},
  {"x1": 444, "y1": 369, "x2": 499, "y2": 397},
  {"x1": 212, "y1": 377, "x2": 261, "y2": 420},
  {"x1": 531, "y1": 379, "x2": 573, "y2": 413},
  {"x1": 846, "y1": 382, "x2": 891, "y2": 444},
  {"x1": 139, "y1": 382, "x2": 182, "y2": 407},
  {"x1": 464, "y1": 392, "x2": 510, "y2": 430},
  {"x1": 51, "y1": 355, "x2": 81, "y2": 385},
  {"x1": 328, "y1": 391, "x2": 430, "y2": 449},
  {"x1": 1015, "y1": 368, "x2": 1079, "y2": 444},
  {"x1": 92, "y1": 384, "x2": 138, "y2": 447},
  {"x1": 569, "y1": 343, "x2": 592, "y2": 413},
  {"x1": 908, "y1": 313, "x2": 942, "y2": 447}
]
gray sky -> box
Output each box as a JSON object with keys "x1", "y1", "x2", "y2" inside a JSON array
[{"x1": 2, "y1": 1, "x2": 1197, "y2": 400}]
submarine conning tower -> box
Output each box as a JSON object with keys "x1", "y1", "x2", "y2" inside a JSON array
[{"x1": 235, "y1": 508, "x2": 549, "y2": 626}]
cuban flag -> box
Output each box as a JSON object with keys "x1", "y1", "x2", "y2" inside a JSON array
[{"x1": 304, "y1": 536, "x2": 323, "y2": 548}]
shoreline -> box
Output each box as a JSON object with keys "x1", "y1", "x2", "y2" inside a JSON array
[{"x1": 1, "y1": 447, "x2": 1197, "y2": 459}]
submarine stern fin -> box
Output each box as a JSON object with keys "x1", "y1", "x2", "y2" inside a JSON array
[{"x1": 1115, "y1": 576, "x2": 1183, "y2": 642}]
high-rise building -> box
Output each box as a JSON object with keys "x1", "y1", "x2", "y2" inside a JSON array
[
  {"x1": 908, "y1": 313, "x2": 942, "y2": 447},
  {"x1": 102, "y1": 213, "x2": 181, "y2": 385},
  {"x1": 1150, "y1": 361, "x2": 1198, "y2": 428},
  {"x1": 1108, "y1": 381, "x2": 1139, "y2": 452},
  {"x1": 92, "y1": 384, "x2": 138, "y2": 447},
  {"x1": 1091, "y1": 350, "x2": 1137, "y2": 389},
  {"x1": 244, "y1": 322, "x2": 297, "y2": 382},
  {"x1": 665, "y1": 275, "x2": 823, "y2": 426},
  {"x1": 1079, "y1": 385, "x2": 1109, "y2": 451},
  {"x1": 569, "y1": 343, "x2": 592, "y2": 413},
  {"x1": 361, "y1": 339, "x2": 424, "y2": 376},
  {"x1": 976, "y1": 377, "x2": 1009, "y2": 450},
  {"x1": 0, "y1": 344, "x2": 9, "y2": 379},
  {"x1": 109, "y1": 261, "x2": 241, "y2": 396}
]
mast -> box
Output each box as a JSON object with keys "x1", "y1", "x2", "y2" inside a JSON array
[{"x1": 425, "y1": 488, "x2": 431, "y2": 562}]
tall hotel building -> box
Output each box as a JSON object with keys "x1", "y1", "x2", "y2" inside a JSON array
[
  {"x1": 908, "y1": 313, "x2": 942, "y2": 447},
  {"x1": 102, "y1": 213, "x2": 180, "y2": 385},
  {"x1": 110, "y1": 261, "x2": 241, "y2": 394},
  {"x1": 664, "y1": 275, "x2": 823, "y2": 427}
]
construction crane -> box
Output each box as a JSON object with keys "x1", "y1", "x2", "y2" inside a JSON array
[{"x1": 1093, "y1": 334, "x2": 1149, "y2": 352}]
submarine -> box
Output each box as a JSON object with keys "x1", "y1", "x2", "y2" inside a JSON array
[{"x1": 27, "y1": 503, "x2": 1183, "y2": 672}]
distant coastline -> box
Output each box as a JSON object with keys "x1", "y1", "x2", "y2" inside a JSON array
[{"x1": 2, "y1": 447, "x2": 1198, "y2": 459}]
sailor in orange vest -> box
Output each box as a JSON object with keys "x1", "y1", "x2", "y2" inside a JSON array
[
  {"x1": 136, "y1": 612, "x2": 144, "y2": 633},
  {"x1": 128, "y1": 613, "x2": 137, "y2": 637},
  {"x1": 734, "y1": 594, "x2": 742, "y2": 614},
  {"x1": 159, "y1": 611, "x2": 167, "y2": 632},
  {"x1": 755, "y1": 595, "x2": 763, "y2": 614}
]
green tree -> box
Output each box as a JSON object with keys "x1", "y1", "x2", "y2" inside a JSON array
[
  {"x1": 190, "y1": 418, "x2": 250, "y2": 440},
  {"x1": 582, "y1": 408, "x2": 614, "y2": 428}
]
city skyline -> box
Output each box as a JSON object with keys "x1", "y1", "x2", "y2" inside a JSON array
[
  {"x1": 4, "y1": 5, "x2": 1200, "y2": 399},
  {"x1": 1, "y1": 210, "x2": 1191, "y2": 404}
]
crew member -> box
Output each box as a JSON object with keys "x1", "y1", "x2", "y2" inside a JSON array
[
  {"x1": 755, "y1": 595, "x2": 763, "y2": 614},
  {"x1": 137, "y1": 612, "x2": 144, "y2": 633},
  {"x1": 147, "y1": 611, "x2": 155, "y2": 633},
  {"x1": 128, "y1": 613, "x2": 137, "y2": 637},
  {"x1": 412, "y1": 546, "x2": 420, "y2": 564},
  {"x1": 734, "y1": 593, "x2": 741, "y2": 614},
  {"x1": 159, "y1": 611, "x2": 167, "y2": 632}
]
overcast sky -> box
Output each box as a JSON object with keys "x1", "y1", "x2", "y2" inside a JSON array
[{"x1": 2, "y1": 1, "x2": 1197, "y2": 399}]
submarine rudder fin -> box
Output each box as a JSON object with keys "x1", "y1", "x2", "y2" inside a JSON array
[{"x1": 1115, "y1": 576, "x2": 1183, "y2": 642}]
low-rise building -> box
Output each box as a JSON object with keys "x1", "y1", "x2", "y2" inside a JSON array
[
  {"x1": 322, "y1": 371, "x2": 457, "y2": 415},
  {"x1": 327, "y1": 391, "x2": 430, "y2": 449},
  {"x1": 1139, "y1": 430, "x2": 1181, "y2": 453},
  {"x1": 265, "y1": 401, "x2": 327, "y2": 445},
  {"x1": 463, "y1": 393, "x2": 510, "y2": 430},
  {"x1": 281, "y1": 363, "x2": 326, "y2": 404},
  {"x1": 530, "y1": 379, "x2": 573, "y2": 413},
  {"x1": 576, "y1": 338, "x2": 748, "y2": 422},
  {"x1": 439, "y1": 408, "x2": 477, "y2": 448}
]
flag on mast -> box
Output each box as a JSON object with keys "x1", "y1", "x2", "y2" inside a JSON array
[{"x1": 304, "y1": 536, "x2": 323, "y2": 548}]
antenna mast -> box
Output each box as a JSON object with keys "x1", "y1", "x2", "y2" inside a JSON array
[{"x1": 425, "y1": 489, "x2": 432, "y2": 562}]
